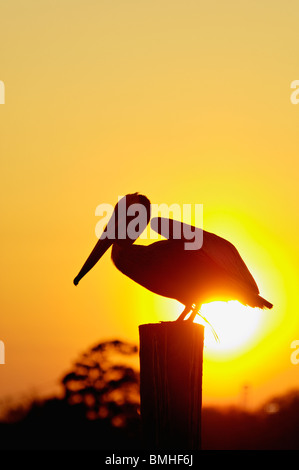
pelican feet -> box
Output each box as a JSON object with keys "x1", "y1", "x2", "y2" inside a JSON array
[{"x1": 176, "y1": 305, "x2": 198, "y2": 322}]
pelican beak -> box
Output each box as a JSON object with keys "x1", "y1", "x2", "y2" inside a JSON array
[{"x1": 73, "y1": 235, "x2": 113, "y2": 286}]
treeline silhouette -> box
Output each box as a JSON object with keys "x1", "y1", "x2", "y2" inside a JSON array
[{"x1": 0, "y1": 339, "x2": 299, "y2": 450}]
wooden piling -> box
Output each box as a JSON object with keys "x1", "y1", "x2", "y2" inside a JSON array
[{"x1": 139, "y1": 321, "x2": 204, "y2": 450}]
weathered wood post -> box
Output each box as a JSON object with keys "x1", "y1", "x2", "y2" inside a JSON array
[{"x1": 139, "y1": 321, "x2": 204, "y2": 450}]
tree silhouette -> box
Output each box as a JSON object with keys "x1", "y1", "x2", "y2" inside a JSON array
[
  {"x1": 0, "y1": 339, "x2": 142, "y2": 449},
  {"x1": 61, "y1": 340, "x2": 140, "y2": 429}
]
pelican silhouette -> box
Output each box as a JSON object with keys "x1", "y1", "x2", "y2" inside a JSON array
[{"x1": 73, "y1": 193, "x2": 273, "y2": 321}]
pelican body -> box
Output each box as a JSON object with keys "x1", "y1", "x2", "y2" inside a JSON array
[{"x1": 73, "y1": 193, "x2": 273, "y2": 321}]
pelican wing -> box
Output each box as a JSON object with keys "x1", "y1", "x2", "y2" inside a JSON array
[{"x1": 150, "y1": 217, "x2": 259, "y2": 294}]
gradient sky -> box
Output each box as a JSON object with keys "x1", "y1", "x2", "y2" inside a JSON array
[{"x1": 1, "y1": 0, "x2": 299, "y2": 411}]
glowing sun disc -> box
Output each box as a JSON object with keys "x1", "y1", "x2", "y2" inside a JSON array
[{"x1": 195, "y1": 301, "x2": 263, "y2": 356}]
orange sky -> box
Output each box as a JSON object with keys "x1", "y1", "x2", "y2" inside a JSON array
[{"x1": 1, "y1": 0, "x2": 299, "y2": 412}]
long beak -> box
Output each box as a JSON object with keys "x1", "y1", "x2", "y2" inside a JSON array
[{"x1": 73, "y1": 235, "x2": 113, "y2": 285}]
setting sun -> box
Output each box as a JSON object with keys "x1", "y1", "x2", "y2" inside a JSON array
[{"x1": 195, "y1": 301, "x2": 263, "y2": 358}]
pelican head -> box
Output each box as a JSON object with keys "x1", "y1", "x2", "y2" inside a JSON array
[
  {"x1": 107, "y1": 193, "x2": 151, "y2": 243},
  {"x1": 73, "y1": 193, "x2": 151, "y2": 285}
]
